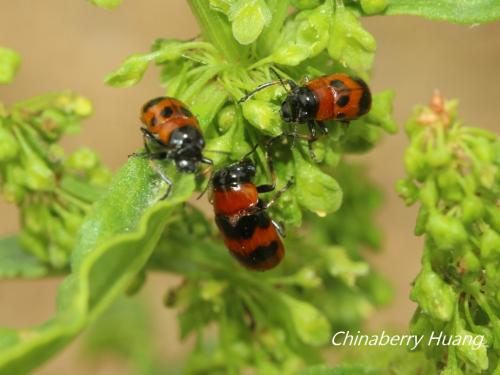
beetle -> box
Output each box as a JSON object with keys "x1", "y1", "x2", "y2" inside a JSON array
[
  {"x1": 239, "y1": 72, "x2": 372, "y2": 149},
  {"x1": 210, "y1": 154, "x2": 292, "y2": 271},
  {"x1": 139, "y1": 96, "x2": 212, "y2": 198}
]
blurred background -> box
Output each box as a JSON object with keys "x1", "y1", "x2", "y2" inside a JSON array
[{"x1": 0, "y1": 1, "x2": 498, "y2": 374}]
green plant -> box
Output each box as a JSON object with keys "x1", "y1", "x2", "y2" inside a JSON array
[
  {"x1": 0, "y1": 1, "x2": 499, "y2": 375},
  {"x1": 397, "y1": 92, "x2": 499, "y2": 374}
]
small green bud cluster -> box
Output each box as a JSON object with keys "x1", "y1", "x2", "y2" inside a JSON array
[
  {"x1": 397, "y1": 92, "x2": 499, "y2": 373},
  {"x1": 0, "y1": 93, "x2": 111, "y2": 268}
]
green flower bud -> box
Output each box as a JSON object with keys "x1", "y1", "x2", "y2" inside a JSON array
[
  {"x1": 480, "y1": 228, "x2": 500, "y2": 260},
  {"x1": 32, "y1": 108, "x2": 66, "y2": 142},
  {"x1": 21, "y1": 153, "x2": 55, "y2": 191},
  {"x1": 461, "y1": 195, "x2": 484, "y2": 224},
  {"x1": 485, "y1": 205, "x2": 500, "y2": 233},
  {"x1": 292, "y1": 267, "x2": 322, "y2": 289},
  {"x1": 328, "y1": 7, "x2": 376, "y2": 76},
  {"x1": 48, "y1": 243, "x2": 68, "y2": 269},
  {"x1": 395, "y1": 178, "x2": 419, "y2": 206},
  {"x1": 2, "y1": 181, "x2": 25, "y2": 203},
  {"x1": 456, "y1": 329, "x2": 489, "y2": 371},
  {"x1": 410, "y1": 309, "x2": 433, "y2": 337},
  {"x1": 469, "y1": 137, "x2": 494, "y2": 163},
  {"x1": 22, "y1": 203, "x2": 50, "y2": 236},
  {"x1": 200, "y1": 279, "x2": 227, "y2": 301},
  {"x1": 404, "y1": 146, "x2": 427, "y2": 181},
  {"x1": 65, "y1": 147, "x2": 99, "y2": 172},
  {"x1": 71, "y1": 95, "x2": 93, "y2": 117},
  {"x1": 49, "y1": 216, "x2": 75, "y2": 252},
  {"x1": 436, "y1": 168, "x2": 464, "y2": 202},
  {"x1": 459, "y1": 249, "x2": 481, "y2": 278},
  {"x1": 475, "y1": 164, "x2": 496, "y2": 189},
  {"x1": 89, "y1": 166, "x2": 112, "y2": 187},
  {"x1": 0, "y1": 47, "x2": 21, "y2": 84},
  {"x1": 217, "y1": 105, "x2": 237, "y2": 134},
  {"x1": 410, "y1": 268, "x2": 457, "y2": 321},
  {"x1": 360, "y1": 0, "x2": 389, "y2": 14},
  {"x1": 241, "y1": 100, "x2": 282, "y2": 136},
  {"x1": 0, "y1": 124, "x2": 19, "y2": 162},
  {"x1": 426, "y1": 213, "x2": 468, "y2": 250},
  {"x1": 420, "y1": 178, "x2": 438, "y2": 208},
  {"x1": 47, "y1": 143, "x2": 65, "y2": 163},
  {"x1": 426, "y1": 146, "x2": 451, "y2": 168},
  {"x1": 414, "y1": 206, "x2": 429, "y2": 236}
]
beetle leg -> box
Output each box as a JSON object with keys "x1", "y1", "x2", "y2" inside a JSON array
[{"x1": 150, "y1": 162, "x2": 174, "y2": 200}]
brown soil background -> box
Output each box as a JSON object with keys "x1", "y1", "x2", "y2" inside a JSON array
[{"x1": 0, "y1": 1, "x2": 499, "y2": 374}]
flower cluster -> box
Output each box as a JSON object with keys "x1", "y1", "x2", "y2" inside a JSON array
[{"x1": 397, "y1": 92, "x2": 499, "y2": 374}]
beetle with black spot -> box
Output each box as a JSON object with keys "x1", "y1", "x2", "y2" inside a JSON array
[
  {"x1": 138, "y1": 96, "x2": 212, "y2": 198},
  {"x1": 239, "y1": 72, "x2": 372, "y2": 150}
]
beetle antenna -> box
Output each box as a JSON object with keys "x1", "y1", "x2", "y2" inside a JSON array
[{"x1": 238, "y1": 81, "x2": 283, "y2": 103}]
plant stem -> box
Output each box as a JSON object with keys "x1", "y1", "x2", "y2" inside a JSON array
[{"x1": 187, "y1": 0, "x2": 247, "y2": 64}]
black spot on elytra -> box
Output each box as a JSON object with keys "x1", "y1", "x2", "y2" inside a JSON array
[
  {"x1": 354, "y1": 78, "x2": 372, "y2": 115},
  {"x1": 161, "y1": 106, "x2": 174, "y2": 118},
  {"x1": 180, "y1": 107, "x2": 193, "y2": 118},
  {"x1": 233, "y1": 240, "x2": 279, "y2": 267},
  {"x1": 142, "y1": 97, "x2": 166, "y2": 113},
  {"x1": 215, "y1": 210, "x2": 271, "y2": 240},
  {"x1": 330, "y1": 79, "x2": 347, "y2": 90},
  {"x1": 150, "y1": 116, "x2": 157, "y2": 127},
  {"x1": 337, "y1": 95, "x2": 350, "y2": 107}
]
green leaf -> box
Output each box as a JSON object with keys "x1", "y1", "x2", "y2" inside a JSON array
[
  {"x1": 0, "y1": 47, "x2": 21, "y2": 84},
  {"x1": 89, "y1": 0, "x2": 123, "y2": 10},
  {"x1": 383, "y1": 0, "x2": 500, "y2": 24},
  {"x1": 323, "y1": 246, "x2": 369, "y2": 287},
  {"x1": 241, "y1": 99, "x2": 283, "y2": 136},
  {"x1": 328, "y1": 7, "x2": 376, "y2": 77},
  {"x1": 0, "y1": 236, "x2": 48, "y2": 279},
  {"x1": 229, "y1": 0, "x2": 272, "y2": 45},
  {"x1": 105, "y1": 52, "x2": 156, "y2": 87},
  {"x1": 0, "y1": 157, "x2": 194, "y2": 374},
  {"x1": 271, "y1": 3, "x2": 331, "y2": 66},
  {"x1": 281, "y1": 294, "x2": 331, "y2": 345},
  {"x1": 209, "y1": 0, "x2": 234, "y2": 14},
  {"x1": 298, "y1": 364, "x2": 383, "y2": 375},
  {"x1": 292, "y1": 148, "x2": 343, "y2": 215}
]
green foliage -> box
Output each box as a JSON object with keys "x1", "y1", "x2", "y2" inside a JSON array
[
  {"x1": 0, "y1": 91, "x2": 110, "y2": 269},
  {"x1": 0, "y1": 47, "x2": 20, "y2": 84},
  {"x1": 397, "y1": 93, "x2": 500, "y2": 374}
]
